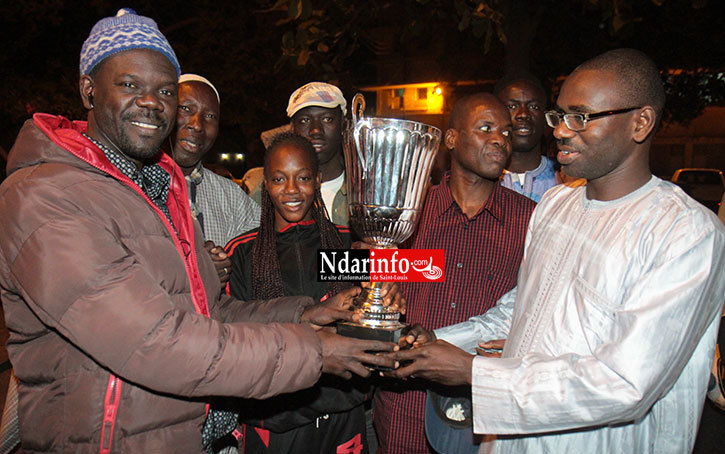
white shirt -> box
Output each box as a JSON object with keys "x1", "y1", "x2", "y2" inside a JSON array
[
  {"x1": 437, "y1": 176, "x2": 725, "y2": 453},
  {"x1": 321, "y1": 171, "x2": 344, "y2": 221},
  {"x1": 510, "y1": 172, "x2": 526, "y2": 186}
]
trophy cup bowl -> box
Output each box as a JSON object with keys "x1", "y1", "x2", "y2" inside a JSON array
[{"x1": 337, "y1": 94, "x2": 442, "y2": 344}]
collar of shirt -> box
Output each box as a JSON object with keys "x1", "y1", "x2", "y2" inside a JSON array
[
  {"x1": 186, "y1": 162, "x2": 205, "y2": 186},
  {"x1": 277, "y1": 219, "x2": 317, "y2": 234},
  {"x1": 434, "y1": 172, "x2": 506, "y2": 224},
  {"x1": 83, "y1": 133, "x2": 170, "y2": 203}
]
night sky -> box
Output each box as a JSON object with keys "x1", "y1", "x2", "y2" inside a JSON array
[{"x1": 2, "y1": 0, "x2": 723, "y2": 174}]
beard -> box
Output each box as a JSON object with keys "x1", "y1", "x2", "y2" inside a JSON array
[
  {"x1": 115, "y1": 111, "x2": 169, "y2": 163},
  {"x1": 557, "y1": 138, "x2": 617, "y2": 182}
]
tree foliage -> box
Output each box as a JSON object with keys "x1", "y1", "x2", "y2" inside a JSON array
[
  {"x1": 273, "y1": 0, "x2": 725, "y2": 123},
  {"x1": 1, "y1": 0, "x2": 723, "y2": 155}
]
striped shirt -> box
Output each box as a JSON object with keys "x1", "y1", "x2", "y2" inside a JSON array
[
  {"x1": 373, "y1": 173, "x2": 536, "y2": 454},
  {"x1": 192, "y1": 165, "x2": 260, "y2": 247}
]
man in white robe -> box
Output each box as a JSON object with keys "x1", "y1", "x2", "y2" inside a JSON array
[{"x1": 388, "y1": 48, "x2": 725, "y2": 453}]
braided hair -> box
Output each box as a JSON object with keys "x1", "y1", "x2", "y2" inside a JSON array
[{"x1": 251, "y1": 132, "x2": 352, "y2": 299}]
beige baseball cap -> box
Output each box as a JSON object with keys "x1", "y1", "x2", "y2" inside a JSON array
[{"x1": 287, "y1": 82, "x2": 347, "y2": 118}]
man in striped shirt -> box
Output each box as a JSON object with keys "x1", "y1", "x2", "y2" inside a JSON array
[
  {"x1": 373, "y1": 93, "x2": 536, "y2": 453},
  {"x1": 170, "y1": 74, "x2": 261, "y2": 284}
]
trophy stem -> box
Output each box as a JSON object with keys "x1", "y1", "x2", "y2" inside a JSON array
[
  {"x1": 358, "y1": 281, "x2": 403, "y2": 329},
  {"x1": 363, "y1": 281, "x2": 384, "y2": 303},
  {"x1": 338, "y1": 277, "x2": 407, "y2": 345}
]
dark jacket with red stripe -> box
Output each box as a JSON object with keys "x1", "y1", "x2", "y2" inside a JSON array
[
  {"x1": 0, "y1": 114, "x2": 324, "y2": 453},
  {"x1": 224, "y1": 221, "x2": 370, "y2": 454}
]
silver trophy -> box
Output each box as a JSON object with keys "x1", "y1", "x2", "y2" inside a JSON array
[{"x1": 337, "y1": 94, "x2": 442, "y2": 343}]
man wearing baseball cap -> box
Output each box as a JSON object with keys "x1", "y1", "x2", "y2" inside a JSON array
[
  {"x1": 244, "y1": 81, "x2": 350, "y2": 225},
  {"x1": 0, "y1": 9, "x2": 396, "y2": 452}
]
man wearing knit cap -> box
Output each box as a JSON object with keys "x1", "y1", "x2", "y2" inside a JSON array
[
  {"x1": 170, "y1": 74, "x2": 260, "y2": 284},
  {"x1": 244, "y1": 82, "x2": 350, "y2": 226},
  {"x1": 0, "y1": 8, "x2": 397, "y2": 452}
]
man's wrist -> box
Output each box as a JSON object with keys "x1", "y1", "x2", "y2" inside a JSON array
[
  {"x1": 296, "y1": 297, "x2": 317, "y2": 323},
  {"x1": 300, "y1": 305, "x2": 313, "y2": 323}
]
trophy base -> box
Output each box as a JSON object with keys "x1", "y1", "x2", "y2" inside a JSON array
[
  {"x1": 337, "y1": 321, "x2": 409, "y2": 371},
  {"x1": 337, "y1": 321, "x2": 407, "y2": 343}
]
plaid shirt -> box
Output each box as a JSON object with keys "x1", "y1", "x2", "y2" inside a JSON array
[
  {"x1": 190, "y1": 164, "x2": 260, "y2": 247},
  {"x1": 373, "y1": 174, "x2": 536, "y2": 454}
]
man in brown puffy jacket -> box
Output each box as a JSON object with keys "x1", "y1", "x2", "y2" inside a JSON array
[{"x1": 0, "y1": 8, "x2": 396, "y2": 453}]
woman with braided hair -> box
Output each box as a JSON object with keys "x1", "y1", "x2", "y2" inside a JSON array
[
  {"x1": 205, "y1": 132, "x2": 371, "y2": 454},
  {"x1": 234, "y1": 132, "x2": 353, "y2": 303}
]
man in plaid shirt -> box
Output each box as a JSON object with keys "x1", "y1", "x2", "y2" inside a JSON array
[
  {"x1": 374, "y1": 93, "x2": 535, "y2": 453},
  {"x1": 170, "y1": 74, "x2": 260, "y2": 284}
]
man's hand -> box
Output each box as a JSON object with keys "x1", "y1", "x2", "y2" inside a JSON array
[
  {"x1": 204, "y1": 240, "x2": 232, "y2": 284},
  {"x1": 399, "y1": 324, "x2": 436, "y2": 349},
  {"x1": 301, "y1": 287, "x2": 361, "y2": 328},
  {"x1": 317, "y1": 330, "x2": 397, "y2": 379},
  {"x1": 475, "y1": 339, "x2": 505, "y2": 358},
  {"x1": 384, "y1": 340, "x2": 473, "y2": 386}
]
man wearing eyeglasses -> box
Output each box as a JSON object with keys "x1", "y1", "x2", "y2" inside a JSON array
[{"x1": 386, "y1": 48, "x2": 725, "y2": 453}]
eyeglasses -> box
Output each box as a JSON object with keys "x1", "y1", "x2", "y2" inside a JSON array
[{"x1": 544, "y1": 107, "x2": 641, "y2": 131}]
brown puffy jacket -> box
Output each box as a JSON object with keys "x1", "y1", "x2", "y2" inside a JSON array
[{"x1": 0, "y1": 114, "x2": 323, "y2": 453}]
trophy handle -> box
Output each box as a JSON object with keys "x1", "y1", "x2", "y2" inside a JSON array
[
  {"x1": 351, "y1": 93, "x2": 366, "y2": 125},
  {"x1": 350, "y1": 93, "x2": 368, "y2": 170}
]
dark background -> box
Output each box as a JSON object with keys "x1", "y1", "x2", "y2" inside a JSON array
[{"x1": 1, "y1": 0, "x2": 724, "y2": 177}]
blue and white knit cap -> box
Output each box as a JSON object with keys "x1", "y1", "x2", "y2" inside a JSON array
[
  {"x1": 80, "y1": 8, "x2": 180, "y2": 77},
  {"x1": 179, "y1": 74, "x2": 220, "y2": 104}
]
